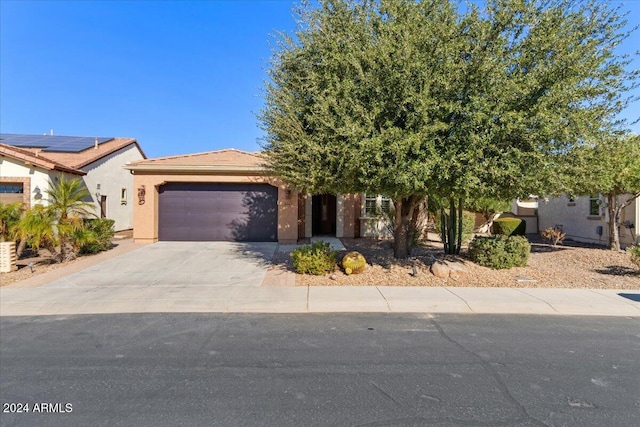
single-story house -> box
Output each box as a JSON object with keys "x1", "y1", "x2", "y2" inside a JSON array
[
  {"x1": 538, "y1": 193, "x2": 639, "y2": 247},
  {"x1": 125, "y1": 149, "x2": 393, "y2": 243},
  {"x1": 0, "y1": 133, "x2": 146, "y2": 231}
]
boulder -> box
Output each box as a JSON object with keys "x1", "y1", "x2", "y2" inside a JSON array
[
  {"x1": 446, "y1": 261, "x2": 468, "y2": 278},
  {"x1": 430, "y1": 261, "x2": 450, "y2": 278}
]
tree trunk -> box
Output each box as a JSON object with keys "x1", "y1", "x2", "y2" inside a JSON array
[
  {"x1": 15, "y1": 239, "x2": 26, "y2": 258},
  {"x1": 456, "y1": 198, "x2": 463, "y2": 253},
  {"x1": 393, "y1": 196, "x2": 418, "y2": 258},
  {"x1": 606, "y1": 194, "x2": 621, "y2": 251},
  {"x1": 607, "y1": 192, "x2": 640, "y2": 251}
]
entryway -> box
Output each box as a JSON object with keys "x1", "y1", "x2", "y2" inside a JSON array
[{"x1": 312, "y1": 194, "x2": 337, "y2": 236}]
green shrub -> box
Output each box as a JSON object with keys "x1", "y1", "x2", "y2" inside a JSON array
[
  {"x1": 79, "y1": 218, "x2": 115, "y2": 254},
  {"x1": 291, "y1": 241, "x2": 337, "y2": 275},
  {"x1": 0, "y1": 202, "x2": 23, "y2": 241},
  {"x1": 468, "y1": 235, "x2": 531, "y2": 269},
  {"x1": 492, "y1": 217, "x2": 526, "y2": 236},
  {"x1": 434, "y1": 210, "x2": 475, "y2": 244},
  {"x1": 629, "y1": 245, "x2": 640, "y2": 274}
]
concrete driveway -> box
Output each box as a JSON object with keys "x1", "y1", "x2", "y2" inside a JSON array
[{"x1": 42, "y1": 242, "x2": 278, "y2": 288}]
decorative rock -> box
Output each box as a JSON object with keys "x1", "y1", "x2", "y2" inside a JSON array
[
  {"x1": 430, "y1": 261, "x2": 450, "y2": 278},
  {"x1": 329, "y1": 274, "x2": 337, "y2": 280},
  {"x1": 446, "y1": 261, "x2": 468, "y2": 278}
]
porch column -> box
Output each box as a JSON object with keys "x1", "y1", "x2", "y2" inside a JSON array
[
  {"x1": 305, "y1": 195, "x2": 312, "y2": 238},
  {"x1": 336, "y1": 195, "x2": 344, "y2": 238}
]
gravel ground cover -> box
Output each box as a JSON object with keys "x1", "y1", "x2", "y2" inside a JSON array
[
  {"x1": 3, "y1": 234, "x2": 638, "y2": 289},
  {"x1": 272, "y1": 235, "x2": 640, "y2": 289},
  {"x1": 1, "y1": 231, "x2": 133, "y2": 287}
]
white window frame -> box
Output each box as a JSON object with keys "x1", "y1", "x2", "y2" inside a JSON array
[{"x1": 363, "y1": 194, "x2": 393, "y2": 217}]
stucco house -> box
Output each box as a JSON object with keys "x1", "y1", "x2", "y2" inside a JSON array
[
  {"x1": 125, "y1": 149, "x2": 395, "y2": 244},
  {"x1": 538, "y1": 193, "x2": 639, "y2": 248},
  {"x1": 0, "y1": 133, "x2": 146, "y2": 231}
]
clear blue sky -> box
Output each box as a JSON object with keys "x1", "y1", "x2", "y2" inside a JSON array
[{"x1": 1, "y1": 0, "x2": 638, "y2": 159}]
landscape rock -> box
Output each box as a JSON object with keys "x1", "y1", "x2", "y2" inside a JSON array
[
  {"x1": 431, "y1": 262, "x2": 450, "y2": 278},
  {"x1": 446, "y1": 261, "x2": 468, "y2": 278}
]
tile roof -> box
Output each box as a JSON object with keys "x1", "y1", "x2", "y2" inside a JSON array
[
  {"x1": 17, "y1": 138, "x2": 143, "y2": 169},
  {"x1": 0, "y1": 143, "x2": 85, "y2": 175},
  {"x1": 126, "y1": 149, "x2": 266, "y2": 170}
]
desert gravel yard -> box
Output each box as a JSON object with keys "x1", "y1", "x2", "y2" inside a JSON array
[
  {"x1": 272, "y1": 236, "x2": 640, "y2": 289},
  {"x1": 3, "y1": 236, "x2": 639, "y2": 290}
]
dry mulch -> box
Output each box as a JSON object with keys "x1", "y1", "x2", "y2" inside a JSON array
[
  {"x1": 1, "y1": 231, "x2": 134, "y2": 287},
  {"x1": 272, "y1": 236, "x2": 640, "y2": 289},
  {"x1": 1, "y1": 249, "x2": 85, "y2": 287}
]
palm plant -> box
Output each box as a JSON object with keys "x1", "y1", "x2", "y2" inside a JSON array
[
  {"x1": 0, "y1": 202, "x2": 23, "y2": 242},
  {"x1": 45, "y1": 176, "x2": 95, "y2": 261},
  {"x1": 14, "y1": 205, "x2": 59, "y2": 258}
]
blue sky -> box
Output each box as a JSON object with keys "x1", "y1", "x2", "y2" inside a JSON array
[{"x1": 1, "y1": 0, "x2": 638, "y2": 159}]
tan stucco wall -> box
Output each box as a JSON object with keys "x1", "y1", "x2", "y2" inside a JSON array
[
  {"x1": 131, "y1": 172, "x2": 298, "y2": 243},
  {"x1": 342, "y1": 194, "x2": 357, "y2": 238},
  {"x1": 538, "y1": 194, "x2": 639, "y2": 247},
  {"x1": 83, "y1": 144, "x2": 145, "y2": 231}
]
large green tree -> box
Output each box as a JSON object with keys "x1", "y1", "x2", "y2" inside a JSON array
[
  {"x1": 572, "y1": 135, "x2": 640, "y2": 251},
  {"x1": 261, "y1": 0, "x2": 637, "y2": 258}
]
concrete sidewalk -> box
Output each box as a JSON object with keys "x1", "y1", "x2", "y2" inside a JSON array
[{"x1": 1, "y1": 284, "x2": 639, "y2": 317}]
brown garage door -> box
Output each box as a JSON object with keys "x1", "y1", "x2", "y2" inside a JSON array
[{"x1": 158, "y1": 183, "x2": 278, "y2": 241}]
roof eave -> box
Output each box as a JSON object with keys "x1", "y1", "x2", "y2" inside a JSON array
[
  {"x1": 74, "y1": 139, "x2": 143, "y2": 169},
  {"x1": 0, "y1": 146, "x2": 85, "y2": 175},
  {"x1": 123, "y1": 164, "x2": 268, "y2": 174}
]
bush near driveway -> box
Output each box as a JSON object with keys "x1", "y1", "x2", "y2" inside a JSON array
[
  {"x1": 291, "y1": 241, "x2": 337, "y2": 275},
  {"x1": 79, "y1": 218, "x2": 115, "y2": 254},
  {"x1": 469, "y1": 235, "x2": 531, "y2": 269}
]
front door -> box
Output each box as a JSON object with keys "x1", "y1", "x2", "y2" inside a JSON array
[
  {"x1": 100, "y1": 195, "x2": 107, "y2": 218},
  {"x1": 312, "y1": 194, "x2": 337, "y2": 236}
]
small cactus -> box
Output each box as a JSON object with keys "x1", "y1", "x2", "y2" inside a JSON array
[{"x1": 342, "y1": 251, "x2": 366, "y2": 275}]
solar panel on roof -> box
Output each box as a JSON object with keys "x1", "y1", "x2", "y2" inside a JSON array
[
  {"x1": 0, "y1": 133, "x2": 114, "y2": 152},
  {"x1": 0, "y1": 134, "x2": 51, "y2": 147},
  {"x1": 44, "y1": 137, "x2": 114, "y2": 152}
]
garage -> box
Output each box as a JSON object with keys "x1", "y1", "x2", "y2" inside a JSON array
[{"x1": 158, "y1": 183, "x2": 278, "y2": 242}]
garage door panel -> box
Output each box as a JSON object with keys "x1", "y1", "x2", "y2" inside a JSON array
[{"x1": 158, "y1": 183, "x2": 278, "y2": 242}]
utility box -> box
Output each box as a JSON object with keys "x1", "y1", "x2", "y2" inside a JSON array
[{"x1": 0, "y1": 241, "x2": 17, "y2": 273}]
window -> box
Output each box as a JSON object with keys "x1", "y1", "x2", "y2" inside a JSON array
[
  {"x1": 0, "y1": 184, "x2": 24, "y2": 194},
  {"x1": 365, "y1": 194, "x2": 378, "y2": 216},
  {"x1": 0, "y1": 183, "x2": 24, "y2": 205},
  {"x1": 364, "y1": 194, "x2": 392, "y2": 216},
  {"x1": 589, "y1": 194, "x2": 600, "y2": 216}
]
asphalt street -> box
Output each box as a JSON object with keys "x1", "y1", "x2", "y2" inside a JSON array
[{"x1": 1, "y1": 313, "x2": 639, "y2": 427}]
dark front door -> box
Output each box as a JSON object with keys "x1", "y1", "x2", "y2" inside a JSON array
[
  {"x1": 100, "y1": 195, "x2": 107, "y2": 218},
  {"x1": 312, "y1": 194, "x2": 337, "y2": 236},
  {"x1": 158, "y1": 183, "x2": 278, "y2": 242}
]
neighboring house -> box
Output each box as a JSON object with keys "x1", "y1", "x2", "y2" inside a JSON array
[
  {"x1": 125, "y1": 149, "x2": 395, "y2": 244},
  {"x1": 0, "y1": 133, "x2": 146, "y2": 231},
  {"x1": 509, "y1": 197, "x2": 539, "y2": 234},
  {"x1": 538, "y1": 193, "x2": 640, "y2": 247}
]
